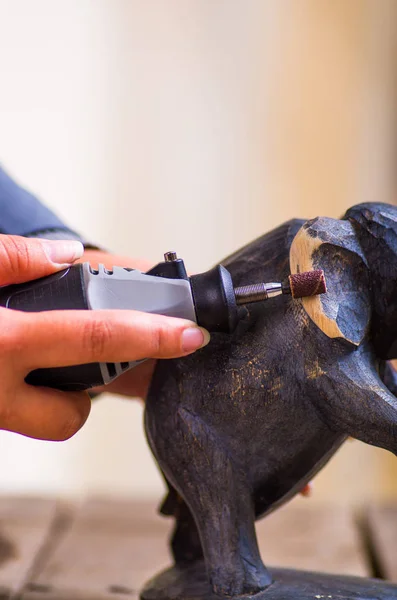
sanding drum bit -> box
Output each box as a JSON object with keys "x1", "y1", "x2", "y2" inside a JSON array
[{"x1": 234, "y1": 270, "x2": 326, "y2": 305}]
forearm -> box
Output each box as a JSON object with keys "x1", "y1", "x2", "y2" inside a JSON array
[
  {"x1": 0, "y1": 166, "x2": 87, "y2": 243},
  {"x1": 0, "y1": 167, "x2": 151, "y2": 272}
]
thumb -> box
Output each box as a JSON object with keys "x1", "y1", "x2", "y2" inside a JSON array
[{"x1": 0, "y1": 235, "x2": 84, "y2": 286}]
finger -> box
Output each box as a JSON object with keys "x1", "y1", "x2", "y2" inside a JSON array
[
  {"x1": 2, "y1": 384, "x2": 91, "y2": 441},
  {"x1": 77, "y1": 250, "x2": 152, "y2": 272},
  {"x1": 18, "y1": 309, "x2": 210, "y2": 369},
  {"x1": 0, "y1": 235, "x2": 84, "y2": 286}
]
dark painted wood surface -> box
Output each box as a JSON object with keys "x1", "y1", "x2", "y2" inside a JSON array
[{"x1": 0, "y1": 497, "x2": 390, "y2": 599}]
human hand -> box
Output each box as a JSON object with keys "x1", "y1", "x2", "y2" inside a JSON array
[
  {"x1": 0, "y1": 238, "x2": 209, "y2": 440},
  {"x1": 79, "y1": 249, "x2": 192, "y2": 400}
]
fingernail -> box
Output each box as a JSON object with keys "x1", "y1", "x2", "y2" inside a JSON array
[
  {"x1": 182, "y1": 327, "x2": 211, "y2": 353},
  {"x1": 42, "y1": 240, "x2": 84, "y2": 265}
]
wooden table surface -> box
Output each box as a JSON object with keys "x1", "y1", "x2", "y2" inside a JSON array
[{"x1": 0, "y1": 496, "x2": 394, "y2": 599}]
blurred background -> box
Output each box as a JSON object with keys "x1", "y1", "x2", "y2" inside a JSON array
[{"x1": 0, "y1": 0, "x2": 397, "y2": 505}]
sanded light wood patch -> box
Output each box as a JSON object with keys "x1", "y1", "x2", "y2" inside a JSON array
[{"x1": 290, "y1": 222, "x2": 345, "y2": 340}]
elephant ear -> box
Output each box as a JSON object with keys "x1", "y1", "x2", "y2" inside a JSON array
[{"x1": 290, "y1": 217, "x2": 370, "y2": 346}]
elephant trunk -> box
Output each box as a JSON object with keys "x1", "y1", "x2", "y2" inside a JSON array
[{"x1": 344, "y1": 204, "x2": 397, "y2": 359}]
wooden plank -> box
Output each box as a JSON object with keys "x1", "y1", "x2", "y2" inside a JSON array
[
  {"x1": 23, "y1": 498, "x2": 369, "y2": 600},
  {"x1": 23, "y1": 498, "x2": 172, "y2": 600},
  {"x1": 0, "y1": 496, "x2": 58, "y2": 599},
  {"x1": 257, "y1": 500, "x2": 368, "y2": 577},
  {"x1": 365, "y1": 505, "x2": 397, "y2": 581}
]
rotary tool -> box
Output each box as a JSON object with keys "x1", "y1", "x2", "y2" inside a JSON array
[{"x1": 0, "y1": 251, "x2": 326, "y2": 391}]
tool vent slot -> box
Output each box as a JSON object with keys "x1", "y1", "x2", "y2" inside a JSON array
[{"x1": 106, "y1": 363, "x2": 117, "y2": 378}]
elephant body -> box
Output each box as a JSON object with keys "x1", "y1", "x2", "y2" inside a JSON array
[{"x1": 144, "y1": 204, "x2": 397, "y2": 597}]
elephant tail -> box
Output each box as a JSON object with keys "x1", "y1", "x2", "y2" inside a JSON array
[{"x1": 159, "y1": 486, "x2": 184, "y2": 517}]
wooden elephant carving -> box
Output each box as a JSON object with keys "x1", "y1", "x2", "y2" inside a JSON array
[{"x1": 142, "y1": 203, "x2": 397, "y2": 600}]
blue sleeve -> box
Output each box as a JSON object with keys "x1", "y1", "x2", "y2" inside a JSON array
[{"x1": 0, "y1": 166, "x2": 88, "y2": 242}]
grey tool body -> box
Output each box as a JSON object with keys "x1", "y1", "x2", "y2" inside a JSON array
[
  {"x1": 83, "y1": 264, "x2": 197, "y2": 384},
  {"x1": 85, "y1": 264, "x2": 196, "y2": 318}
]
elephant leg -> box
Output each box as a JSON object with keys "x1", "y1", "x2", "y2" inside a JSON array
[
  {"x1": 315, "y1": 346, "x2": 397, "y2": 454},
  {"x1": 160, "y1": 481, "x2": 204, "y2": 564},
  {"x1": 148, "y1": 406, "x2": 272, "y2": 597}
]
